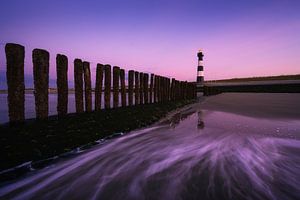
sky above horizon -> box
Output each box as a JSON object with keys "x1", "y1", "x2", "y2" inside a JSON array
[{"x1": 0, "y1": 0, "x2": 300, "y2": 88}]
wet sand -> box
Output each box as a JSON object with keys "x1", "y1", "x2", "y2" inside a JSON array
[
  {"x1": 199, "y1": 93, "x2": 300, "y2": 119},
  {"x1": 0, "y1": 93, "x2": 299, "y2": 200}
]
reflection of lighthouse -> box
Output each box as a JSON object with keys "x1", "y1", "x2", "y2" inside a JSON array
[
  {"x1": 197, "y1": 110, "x2": 205, "y2": 129},
  {"x1": 197, "y1": 50, "x2": 204, "y2": 88}
]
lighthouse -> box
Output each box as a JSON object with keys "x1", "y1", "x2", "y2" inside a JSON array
[{"x1": 197, "y1": 50, "x2": 204, "y2": 87}]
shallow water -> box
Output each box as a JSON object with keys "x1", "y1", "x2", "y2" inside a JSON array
[
  {"x1": 0, "y1": 106, "x2": 299, "y2": 200},
  {"x1": 0, "y1": 94, "x2": 78, "y2": 123},
  {"x1": 0, "y1": 93, "x2": 137, "y2": 124}
]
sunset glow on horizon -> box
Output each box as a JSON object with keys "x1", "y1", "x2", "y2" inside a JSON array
[{"x1": 0, "y1": 0, "x2": 299, "y2": 87}]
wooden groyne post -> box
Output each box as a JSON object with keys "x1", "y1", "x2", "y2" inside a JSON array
[
  {"x1": 113, "y1": 66, "x2": 120, "y2": 108},
  {"x1": 154, "y1": 75, "x2": 159, "y2": 103},
  {"x1": 33, "y1": 48, "x2": 49, "y2": 119},
  {"x1": 95, "y1": 64, "x2": 103, "y2": 111},
  {"x1": 158, "y1": 76, "x2": 162, "y2": 103},
  {"x1": 5, "y1": 43, "x2": 25, "y2": 123},
  {"x1": 170, "y1": 78, "x2": 175, "y2": 101},
  {"x1": 162, "y1": 77, "x2": 165, "y2": 102},
  {"x1": 166, "y1": 78, "x2": 170, "y2": 101},
  {"x1": 120, "y1": 69, "x2": 126, "y2": 107},
  {"x1": 128, "y1": 70, "x2": 134, "y2": 106},
  {"x1": 83, "y1": 61, "x2": 92, "y2": 112},
  {"x1": 135, "y1": 71, "x2": 140, "y2": 105},
  {"x1": 104, "y1": 65, "x2": 111, "y2": 109},
  {"x1": 144, "y1": 73, "x2": 149, "y2": 104},
  {"x1": 150, "y1": 74, "x2": 154, "y2": 103},
  {"x1": 56, "y1": 54, "x2": 68, "y2": 116},
  {"x1": 139, "y1": 72, "x2": 144, "y2": 104},
  {"x1": 74, "y1": 59, "x2": 84, "y2": 113},
  {"x1": 153, "y1": 75, "x2": 157, "y2": 103}
]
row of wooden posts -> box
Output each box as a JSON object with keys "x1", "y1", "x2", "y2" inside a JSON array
[{"x1": 5, "y1": 43, "x2": 196, "y2": 123}]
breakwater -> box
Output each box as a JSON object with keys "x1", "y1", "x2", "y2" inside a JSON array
[
  {"x1": 0, "y1": 100, "x2": 194, "y2": 176},
  {"x1": 4, "y1": 43, "x2": 196, "y2": 123}
]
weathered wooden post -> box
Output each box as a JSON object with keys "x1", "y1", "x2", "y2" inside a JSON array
[
  {"x1": 5, "y1": 43, "x2": 25, "y2": 123},
  {"x1": 180, "y1": 81, "x2": 184, "y2": 100},
  {"x1": 166, "y1": 78, "x2": 169, "y2": 101},
  {"x1": 186, "y1": 83, "x2": 188, "y2": 99},
  {"x1": 161, "y1": 76, "x2": 164, "y2": 102},
  {"x1": 150, "y1": 74, "x2": 154, "y2": 103},
  {"x1": 74, "y1": 59, "x2": 84, "y2": 113},
  {"x1": 134, "y1": 71, "x2": 139, "y2": 105},
  {"x1": 184, "y1": 81, "x2": 186, "y2": 100},
  {"x1": 190, "y1": 84, "x2": 193, "y2": 99},
  {"x1": 190, "y1": 83, "x2": 193, "y2": 99},
  {"x1": 95, "y1": 64, "x2": 104, "y2": 111},
  {"x1": 139, "y1": 72, "x2": 144, "y2": 104},
  {"x1": 160, "y1": 76, "x2": 162, "y2": 102},
  {"x1": 188, "y1": 82, "x2": 191, "y2": 99},
  {"x1": 158, "y1": 76, "x2": 161, "y2": 103},
  {"x1": 186, "y1": 83, "x2": 189, "y2": 99},
  {"x1": 104, "y1": 65, "x2": 111, "y2": 109},
  {"x1": 167, "y1": 78, "x2": 170, "y2": 101},
  {"x1": 83, "y1": 61, "x2": 92, "y2": 112},
  {"x1": 56, "y1": 54, "x2": 68, "y2": 116},
  {"x1": 120, "y1": 69, "x2": 126, "y2": 107},
  {"x1": 154, "y1": 75, "x2": 157, "y2": 103},
  {"x1": 191, "y1": 84, "x2": 193, "y2": 99},
  {"x1": 155, "y1": 76, "x2": 158, "y2": 103},
  {"x1": 33, "y1": 48, "x2": 49, "y2": 119},
  {"x1": 191, "y1": 84, "x2": 194, "y2": 98},
  {"x1": 113, "y1": 66, "x2": 120, "y2": 108},
  {"x1": 178, "y1": 81, "x2": 181, "y2": 100},
  {"x1": 173, "y1": 79, "x2": 176, "y2": 101},
  {"x1": 157, "y1": 76, "x2": 161, "y2": 103},
  {"x1": 162, "y1": 77, "x2": 166, "y2": 102},
  {"x1": 156, "y1": 76, "x2": 159, "y2": 103},
  {"x1": 187, "y1": 82, "x2": 190, "y2": 99},
  {"x1": 161, "y1": 77, "x2": 164, "y2": 102},
  {"x1": 174, "y1": 80, "x2": 178, "y2": 101},
  {"x1": 144, "y1": 73, "x2": 149, "y2": 104},
  {"x1": 165, "y1": 78, "x2": 168, "y2": 102},
  {"x1": 128, "y1": 70, "x2": 134, "y2": 106},
  {"x1": 183, "y1": 81, "x2": 187, "y2": 100},
  {"x1": 160, "y1": 76, "x2": 163, "y2": 103},
  {"x1": 170, "y1": 78, "x2": 175, "y2": 101},
  {"x1": 163, "y1": 77, "x2": 166, "y2": 102},
  {"x1": 187, "y1": 83, "x2": 190, "y2": 99}
]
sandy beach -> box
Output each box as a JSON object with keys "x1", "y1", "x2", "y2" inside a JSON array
[{"x1": 199, "y1": 93, "x2": 300, "y2": 119}]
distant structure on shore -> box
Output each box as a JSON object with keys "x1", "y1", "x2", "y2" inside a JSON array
[{"x1": 197, "y1": 50, "x2": 204, "y2": 88}]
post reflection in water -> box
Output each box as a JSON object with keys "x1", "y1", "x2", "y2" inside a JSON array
[{"x1": 197, "y1": 110, "x2": 205, "y2": 129}]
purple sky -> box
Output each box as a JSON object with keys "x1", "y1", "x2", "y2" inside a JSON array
[{"x1": 0, "y1": 0, "x2": 299, "y2": 87}]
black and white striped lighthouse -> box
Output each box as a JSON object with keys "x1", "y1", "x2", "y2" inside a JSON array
[{"x1": 197, "y1": 50, "x2": 204, "y2": 87}]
